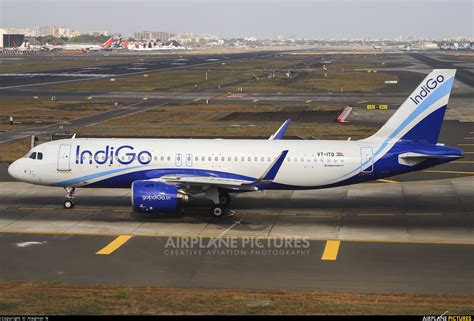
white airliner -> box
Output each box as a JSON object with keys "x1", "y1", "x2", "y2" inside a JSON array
[
  {"x1": 61, "y1": 37, "x2": 116, "y2": 52},
  {"x1": 8, "y1": 69, "x2": 462, "y2": 217},
  {"x1": 127, "y1": 41, "x2": 186, "y2": 51}
]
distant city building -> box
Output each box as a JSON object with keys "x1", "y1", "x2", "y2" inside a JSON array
[
  {"x1": 30, "y1": 26, "x2": 83, "y2": 37},
  {"x1": 133, "y1": 31, "x2": 174, "y2": 42},
  {"x1": 89, "y1": 31, "x2": 110, "y2": 37},
  {"x1": 173, "y1": 32, "x2": 223, "y2": 46}
]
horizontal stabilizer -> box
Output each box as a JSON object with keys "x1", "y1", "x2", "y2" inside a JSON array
[{"x1": 398, "y1": 151, "x2": 462, "y2": 166}]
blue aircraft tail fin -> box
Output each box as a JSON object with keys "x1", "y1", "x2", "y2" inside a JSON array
[{"x1": 366, "y1": 69, "x2": 456, "y2": 145}]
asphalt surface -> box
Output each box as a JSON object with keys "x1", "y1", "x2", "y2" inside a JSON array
[
  {"x1": 0, "y1": 233, "x2": 472, "y2": 294},
  {"x1": 408, "y1": 52, "x2": 474, "y2": 87},
  {"x1": 0, "y1": 176, "x2": 472, "y2": 294}
]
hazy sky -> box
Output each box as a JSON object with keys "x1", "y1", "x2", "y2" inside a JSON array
[{"x1": 1, "y1": 0, "x2": 472, "y2": 39}]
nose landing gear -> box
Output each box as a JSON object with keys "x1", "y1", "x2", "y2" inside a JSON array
[{"x1": 64, "y1": 187, "x2": 75, "y2": 209}]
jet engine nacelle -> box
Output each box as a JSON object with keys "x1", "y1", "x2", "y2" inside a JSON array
[{"x1": 132, "y1": 180, "x2": 186, "y2": 213}]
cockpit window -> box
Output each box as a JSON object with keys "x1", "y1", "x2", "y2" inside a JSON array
[
  {"x1": 37, "y1": 152, "x2": 43, "y2": 160},
  {"x1": 29, "y1": 152, "x2": 37, "y2": 160}
]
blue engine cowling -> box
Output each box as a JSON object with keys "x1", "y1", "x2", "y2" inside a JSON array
[{"x1": 132, "y1": 180, "x2": 180, "y2": 213}]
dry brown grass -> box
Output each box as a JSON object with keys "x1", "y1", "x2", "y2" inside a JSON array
[
  {"x1": 0, "y1": 98, "x2": 123, "y2": 132},
  {"x1": 0, "y1": 137, "x2": 31, "y2": 162},
  {"x1": 225, "y1": 70, "x2": 398, "y2": 93},
  {"x1": 0, "y1": 281, "x2": 472, "y2": 315},
  {"x1": 73, "y1": 122, "x2": 374, "y2": 141},
  {"x1": 46, "y1": 57, "x2": 296, "y2": 93},
  {"x1": 97, "y1": 102, "x2": 344, "y2": 127}
]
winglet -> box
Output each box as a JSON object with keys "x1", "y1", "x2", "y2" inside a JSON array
[
  {"x1": 269, "y1": 119, "x2": 291, "y2": 140},
  {"x1": 257, "y1": 150, "x2": 289, "y2": 182}
]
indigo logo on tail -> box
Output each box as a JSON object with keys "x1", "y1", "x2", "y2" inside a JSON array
[{"x1": 410, "y1": 75, "x2": 445, "y2": 105}]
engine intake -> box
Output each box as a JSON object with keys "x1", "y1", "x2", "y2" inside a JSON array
[{"x1": 132, "y1": 180, "x2": 187, "y2": 213}]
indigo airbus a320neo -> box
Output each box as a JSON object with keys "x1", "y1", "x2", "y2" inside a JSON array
[{"x1": 8, "y1": 69, "x2": 462, "y2": 217}]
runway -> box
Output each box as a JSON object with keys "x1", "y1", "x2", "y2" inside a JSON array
[
  {"x1": 0, "y1": 52, "x2": 270, "y2": 89},
  {"x1": 0, "y1": 177, "x2": 472, "y2": 293}
]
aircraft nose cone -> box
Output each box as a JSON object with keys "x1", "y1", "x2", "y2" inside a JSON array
[{"x1": 8, "y1": 161, "x2": 20, "y2": 180}]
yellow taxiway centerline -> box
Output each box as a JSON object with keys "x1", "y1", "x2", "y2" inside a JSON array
[
  {"x1": 321, "y1": 240, "x2": 341, "y2": 261},
  {"x1": 377, "y1": 179, "x2": 399, "y2": 183},
  {"x1": 96, "y1": 235, "x2": 133, "y2": 255},
  {"x1": 422, "y1": 170, "x2": 474, "y2": 175}
]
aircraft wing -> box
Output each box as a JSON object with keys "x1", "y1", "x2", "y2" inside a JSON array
[
  {"x1": 159, "y1": 175, "x2": 257, "y2": 190},
  {"x1": 159, "y1": 150, "x2": 289, "y2": 190}
]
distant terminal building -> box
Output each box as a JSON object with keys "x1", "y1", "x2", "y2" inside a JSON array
[
  {"x1": 0, "y1": 28, "x2": 25, "y2": 48},
  {"x1": 133, "y1": 31, "x2": 174, "y2": 42},
  {"x1": 30, "y1": 26, "x2": 82, "y2": 37}
]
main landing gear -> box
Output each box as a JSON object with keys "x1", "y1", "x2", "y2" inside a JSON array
[
  {"x1": 211, "y1": 192, "x2": 232, "y2": 218},
  {"x1": 64, "y1": 187, "x2": 75, "y2": 209}
]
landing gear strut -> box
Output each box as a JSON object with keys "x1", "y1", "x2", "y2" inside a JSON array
[
  {"x1": 211, "y1": 192, "x2": 232, "y2": 218},
  {"x1": 64, "y1": 187, "x2": 75, "y2": 209},
  {"x1": 205, "y1": 187, "x2": 232, "y2": 218}
]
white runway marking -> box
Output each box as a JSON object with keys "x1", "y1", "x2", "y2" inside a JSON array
[{"x1": 14, "y1": 241, "x2": 47, "y2": 248}]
